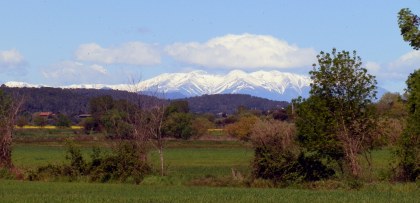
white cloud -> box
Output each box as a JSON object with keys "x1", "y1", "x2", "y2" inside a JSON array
[
  {"x1": 362, "y1": 51, "x2": 420, "y2": 92},
  {"x1": 0, "y1": 49, "x2": 26, "y2": 73},
  {"x1": 165, "y1": 34, "x2": 316, "y2": 69},
  {"x1": 365, "y1": 61, "x2": 381, "y2": 73},
  {"x1": 42, "y1": 61, "x2": 109, "y2": 84},
  {"x1": 75, "y1": 42, "x2": 161, "y2": 65},
  {"x1": 389, "y1": 50, "x2": 420, "y2": 70}
]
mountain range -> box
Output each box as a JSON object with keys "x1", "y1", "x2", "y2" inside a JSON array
[{"x1": 4, "y1": 70, "x2": 387, "y2": 101}]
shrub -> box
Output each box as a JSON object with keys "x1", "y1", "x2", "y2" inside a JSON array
[
  {"x1": 374, "y1": 118, "x2": 405, "y2": 147},
  {"x1": 191, "y1": 117, "x2": 215, "y2": 138},
  {"x1": 225, "y1": 115, "x2": 259, "y2": 141},
  {"x1": 251, "y1": 120, "x2": 334, "y2": 186},
  {"x1": 89, "y1": 142, "x2": 151, "y2": 184},
  {"x1": 29, "y1": 141, "x2": 151, "y2": 184}
]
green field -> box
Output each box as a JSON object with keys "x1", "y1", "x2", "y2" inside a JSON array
[
  {"x1": 1, "y1": 129, "x2": 419, "y2": 202},
  {"x1": 0, "y1": 180, "x2": 418, "y2": 203}
]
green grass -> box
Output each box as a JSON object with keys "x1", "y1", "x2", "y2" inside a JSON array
[
  {"x1": 0, "y1": 180, "x2": 418, "y2": 203},
  {"x1": 149, "y1": 147, "x2": 253, "y2": 183}
]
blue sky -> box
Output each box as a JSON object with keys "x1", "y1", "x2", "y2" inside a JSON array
[{"x1": 0, "y1": 0, "x2": 419, "y2": 92}]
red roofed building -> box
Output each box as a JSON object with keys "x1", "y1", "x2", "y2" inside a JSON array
[{"x1": 37, "y1": 112, "x2": 54, "y2": 118}]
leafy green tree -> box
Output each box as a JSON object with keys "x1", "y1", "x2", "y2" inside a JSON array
[
  {"x1": 295, "y1": 49, "x2": 377, "y2": 178},
  {"x1": 101, "y1": 108, "x2": 133, "y2": 139},
  {"x1": 376, "y1": 93, "x2": 407, "y2": 119},
  {"x1": 88, "y1": 96, "x2": 137, "y2": 138},
  {"x1": 191, "y1": 117, "x2": 215, "y2": 137},
  {"x1": 55, "y1": 113, "x2": 72, "y2": 128},
  {"x1": 89, "y1": 95, "x2": 114, "y2": 132},
  {"x1": 165, "y1": 100, "x2": 189, "y2": 116},
  {"x1": 398, "y1": 8, "x2": 420, "y2": 50},
  {"x1": 163, "y1": 112, "x2": 193, "y2": 139},
  {"x1": 395, "y1": 70, "x2": 420, "y2": 181},
  {"x1": 394, "y1": 8, "x2": 420, "y2": 182}
]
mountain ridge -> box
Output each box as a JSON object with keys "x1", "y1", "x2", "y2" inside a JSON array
[
  {"x1": 4, "y1": 70, "x2": 312, "y2": 101},
  {"x1": 3, "y1": 69, "x2": 388, "y2": 101}
]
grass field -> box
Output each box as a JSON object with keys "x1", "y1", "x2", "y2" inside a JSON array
[
  {"x1": 2, "y1": 129, "x2": 419, "y2": 202},
  {"x1": 0, "y1": 179, "x2": 418, "y2": 203}
]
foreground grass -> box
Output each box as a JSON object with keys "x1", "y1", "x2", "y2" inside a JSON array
[{"x1": 0, "y1": 180, "x2": 418, "y2": 203}]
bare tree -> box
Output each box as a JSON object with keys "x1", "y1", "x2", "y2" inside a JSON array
[
  {"x1": 0, "y1": 91, "x2": 24, "y2": 169},
  {"x1": 142, "y1": 103, "x2": 166, "y2": 176},
  {"x1": 127, "y1": 79, "x2": 167, "y2": 176}
]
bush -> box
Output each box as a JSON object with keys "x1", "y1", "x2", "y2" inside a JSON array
[
  {"x1": 374, "y1": 118, "x2": 405, "y2": 147},
  {"x1": 191, "y1": 117, "x2": 215, "y2": 138},
  {"x1": 89, "y1": 142, "x2": 151, "y2": 183},
  {"x1": 251, "y1": 120, "x2": 334, "y2": 186},
  {"x1": 225, "y1": 115, "x2": 259, "y2": 141},
  {"x1": 28, "y1": 141, "x2": 151, "y2": 184}
]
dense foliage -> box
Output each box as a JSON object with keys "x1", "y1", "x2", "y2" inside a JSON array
[
  {"x1": 394, "y1": 70, "x2": 420, "y2": 181},
  {"x1": 29, "y1": 142, "x2": 151, "y2": 184},
  {"x1": 1, "y1": 87, "x2": 288, "y2": 119},
  {"x1": 398, "y1": 8, "x2": 420, "y2": 50},
  {"x1": 295, "y1": 49, "x2": 378, "y2": 178},
  {"x1": 0, "y1": 86, "x2": 161, "y2": 117},
  {"x1": 183, "y1": 94, "x2": 288, "y2": 114},
  {"x1": 251, "y1": 120, "x2": 334, "y2": 185}
]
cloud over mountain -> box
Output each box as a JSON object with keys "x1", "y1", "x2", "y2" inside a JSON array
[
  {"x1": 42, "y1": 61, "x2": 109, "y2": 85},
  {"x1": 165, "y1": 34, "x2": 316, "y2": 69},
  {"x1": 363, "y1": 50, "x2": 420, "y2": 91},
  {"x1": 75, "y1": 42, "x2": 161, "y2": 65}
]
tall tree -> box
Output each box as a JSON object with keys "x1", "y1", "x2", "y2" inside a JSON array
[
  {"x1": 395, "y1": 8, "x2": 420, "y2": 181},
  {"x1": 395, "y1": 70, "x2": 420, "y2": 181},
  {"x1": 0, "y1": 90, "x2": 24, "y2": 168},
  {"x1": 296, "y1": 49, "x2": 377, "y2": 178},
  {"x1": 398, "y1": 8, "x2": 420, "y2": 50}
]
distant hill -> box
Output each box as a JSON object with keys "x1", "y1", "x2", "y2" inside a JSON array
[
  {"x1": 0, "y1": 86, "x2": 160, "y2": 116},
  {"x1": 182, "y1": 94, "x2": 289, "y2": 114},
  {"x1": 0, "y1": 87, "x2": 289, "y2": 116}
]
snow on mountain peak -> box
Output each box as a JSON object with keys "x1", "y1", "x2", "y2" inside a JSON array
[
  {"x1": 3, "y1": 70, "x2": 312, "y2": 101},
  {"x1": 3, "y1": 81, "x2": 44, "y2": 88},
  {"x1": 134, "y1": 70, "x2": 311, "y2": 100}
]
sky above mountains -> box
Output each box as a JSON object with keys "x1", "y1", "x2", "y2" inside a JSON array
[{"x1": 0, "y1": 0, "x2": 419, "y2": 92}]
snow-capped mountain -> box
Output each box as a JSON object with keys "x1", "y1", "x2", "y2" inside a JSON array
[
  {"x1": 134, "y1": 70, "x2": 311, "y2": 101},
  {"x1": 3, "y1": 70, "x2": 313, "y2": 101}
]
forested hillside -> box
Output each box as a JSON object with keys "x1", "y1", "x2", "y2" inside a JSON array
[
  {"x1": 1, "y1": 87, "x2": 289, "y2": 115},
  {"x1": 182, "y1": 94, "x2": 289, "y2": 114},
  {"x1": 0, "y1": 86, "x2": 160, "y2": 116}
]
